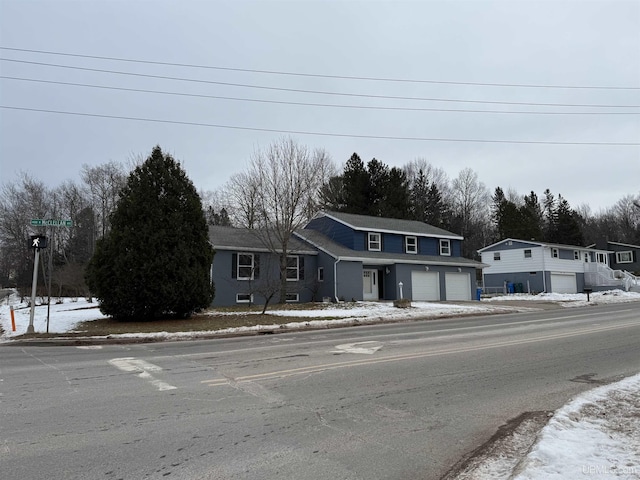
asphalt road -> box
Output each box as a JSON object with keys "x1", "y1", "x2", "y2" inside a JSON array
[{"x1": 1, "y1": 302, "x2": 639, "y2": 480}]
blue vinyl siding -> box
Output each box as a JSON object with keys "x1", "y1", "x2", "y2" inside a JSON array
[
  {"x1": 419, "y1": 237, "x2": 438, "y2": 255},
  {"x1": 383, "y1": 234, "x2": 403, "y2": 254},
  {"x1": 306, "y1": 216, "x2": 356, "y2": 249}
]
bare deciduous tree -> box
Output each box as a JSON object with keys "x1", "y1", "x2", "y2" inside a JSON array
[
  {"x1": 0, "y1": 173, "x2": 51, "y2": 290},
  {"x1": 226, "y1": 137, "x2": 333, "y2": 304},
  {"x1": 81, "y1": 161, "x2": 127, "y2": 238}
]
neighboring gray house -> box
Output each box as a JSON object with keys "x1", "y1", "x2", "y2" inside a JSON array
[
  {"x1": 478, "y1": 238, "x2": 639, "y2": 294},
  {"x1": 592, "y1": 240, "x2": 640, "y2": 275},
  {"x1": 209, "y1": 226, "x2": 319, "y2": 307},
  {"x1": 294, "y1": 211, "x2": 484, "y2": 303},
  {"x1": 208, "y1": 211, "x2": 485, "y2": 306}
]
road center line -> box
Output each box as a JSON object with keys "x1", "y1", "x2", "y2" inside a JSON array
[{"x1": 201, "y1": 320, "x2": 640, "y2": 387}]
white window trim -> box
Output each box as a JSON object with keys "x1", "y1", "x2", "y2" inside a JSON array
[
  {"x1": 524, "y1": 249, "x2": 532, "y2": 258},
  {"x1": 368, "y1": 232, "x2": 381, "y2": 251},
  {"x1": 237, "y1": 253, "x2": 254, "y2": 280},
  {"x1": 573, "y1": 250, "x2": 579, "y2": 260},
  {"x1": 286, "y1": 255, "x2": 300, "y2": 281},
  {"x1": 236, "y1": 293, "x2": 253, "y2": 303},
  {"x1": 616, "y1": 251, "x2": 633, "y2": 263},
  {"x1": 285, "y1": 293, "x2": 299, "y2": 303},
  {"x1": 494, "y1": 252, "x2": 501, "y2": 261},
  {"x1": 440, "y1": 239, "x2": 451, "y2": 256},
  {"x1": 405, "y1": 236, "x2": 418, "y2": 254},
  {"x1": 597, "y1": 252, "x2": 607, "y2": 264},
  {"x1": 552, "y1": 248, "x2": 559, "y2": 258}
]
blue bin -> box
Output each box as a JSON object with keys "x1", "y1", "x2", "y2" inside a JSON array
[
  {"x1": 476, "y1": 288, "x2": 482, "y2": 301},
  {"x1": 507, "y1": 283, "x2": 515, "y2": 294}
]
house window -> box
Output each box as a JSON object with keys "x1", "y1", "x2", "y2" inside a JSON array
[
  {"x1": 552, "y1": 248, "x2": 559, "y2": 258},
  {"x1": 584, "y1": 253, "x2": 590, "y2": 263},
  {"x1": 368, "y1": 232, "x2": 381, "y2": 251},
  {"x1": 285, "y1": 293, "x2": 299, "y2": 303},
  {"x1": 524, "y1": 249, "x2": 532, "y2": 258},
  {"x1": 616, "y1": 251, "x2": 633, "y2": 263},
  {"x1": 405, "y1": 236, "x2": 418, "y2": 254},
  {"x1": 440, "y1": 239, "x2": 451, "y2": 256},
  {"x1": 236, "y1": 293, "x2": 253, "y2": 303},
  {"x1": 237, "y1": 253, "x2": 255, "y2": 280},
  {"x1": 286, "y1": 255, "x2": 300, "y2": 281},
  {"x1": 573, "y1": 250, "x2": 579, "y2": 260},
  {"x1": 494, "y1": 252, "x2": 501, "y2": 261},
  {"x1": 317, "y1": 267, "x2": 324, "y2": 282}
]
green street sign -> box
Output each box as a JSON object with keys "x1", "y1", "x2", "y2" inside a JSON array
[{"x1": 30, "y1": 219, "x2": 73, "y2": 227}]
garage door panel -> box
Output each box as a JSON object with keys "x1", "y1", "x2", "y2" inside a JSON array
[
  {"x1": 411, "y1": 271, "x2": 439, "y2": 301},
  {"x1": 445, "y1": 272, "x2": 471, "y2": 301},
  {"x1": 550, "y1": 273, "x2": 577, "y2": 294}
]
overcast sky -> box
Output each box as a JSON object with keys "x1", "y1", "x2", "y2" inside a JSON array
[{"x1": 0, "y1": 0, "x2": 638, "y2": 213}]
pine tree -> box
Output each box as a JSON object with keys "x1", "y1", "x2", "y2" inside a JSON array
[
  {"x1": 342, "y1": 153, "x2": 370, "y2": 214},
  {"x1": 366, "y1": 158, "x2": 389, "y2": 216},
  {"x1": 519, "y1": 191, "x2": 543, "y2": 241},
  {"x1": 425, "y1": 183, "x2": 448, "y2": 228},
  {"x1": 381, "y1": 167, "x2": 411, "y2": 219},
  {"x1": 492, "y1": 187, "x2": 523, "y2": 240},
  {"x1": 555, "y1": 195, "x2": 584, "y2": 245},
  {"x1": 85, "y1": 146, "x2": 214, "y2": 320},
  {"x1": 410, "y1": 169, "x2": 430, "y2": 222},
  {"x1": 543, "y1": 189, "x2": 558, "y2": 242}
]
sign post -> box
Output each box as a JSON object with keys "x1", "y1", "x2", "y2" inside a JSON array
[
  {"x1": 29, "y1": 219, "x2": 73, "y2": 333},
  {"x1": 27, "y1": 235, "x2": 48, "y2": 334}
]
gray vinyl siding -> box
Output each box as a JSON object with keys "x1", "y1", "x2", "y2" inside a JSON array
[
  {"x1": 335, "y1": 261, "x2": 364, "y2": 302},
  {"x1": 211, "y1": 250, "x2": 319, "y2": 307},
  {"x1": 483, "y1": 271, "x2": 545, "y2": 293},
  {"x1": 608, "y1": 244, "x2": 640, "y2": 273}
]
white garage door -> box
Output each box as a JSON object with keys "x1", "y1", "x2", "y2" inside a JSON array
[
  {"x1": 411, "y1": 271, "x2": 440, "y2": 301},
  {"x1": 550, "y1": 273, "x2": 577, "y2": 294},
  {"x1": 445, "y1": 272, "x2": 471, "y2": 301}
]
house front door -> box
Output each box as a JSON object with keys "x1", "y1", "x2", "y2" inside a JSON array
[{"x1": 363, "y1": 269, "x2": 379, "y2": 301}]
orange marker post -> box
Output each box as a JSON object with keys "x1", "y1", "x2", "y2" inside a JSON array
[{"x1": 10, "y1": 305, "x2": 16, "y2": 332}]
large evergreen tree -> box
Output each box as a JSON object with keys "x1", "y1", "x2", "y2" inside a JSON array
[
  {"x1": 366, "y1": 158, "x2": 389, "y2": 216},
  {"x1": 85, "y1": 146, "x2": 214, "y2": 320},
  {"x1": 555, "y1": 195, "x2": 584, "y2": 245},
  {"x1": 520, "y1": 191, "x2": 543, "y2": 241},
  {"x1": 342, "y1": 153, "x2": 370, "y2": 214},
  {"x1": 425, "y1": 183, "x2": 448, "y2": 229},
  {"x1": 380, "y1": 167, "x2": 411, "y2": 219}
]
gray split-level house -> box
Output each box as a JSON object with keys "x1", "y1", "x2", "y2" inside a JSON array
[
  {"x1": 478, "y1": 238, "x2": 640, "y2": 294},
  {"x1": 209, "y1": 211, "x2": 485, "y2": 307}
]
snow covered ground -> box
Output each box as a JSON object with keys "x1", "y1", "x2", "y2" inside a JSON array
[{"x1": 1, "y1": 290, "x2": 639, "y2": 478}]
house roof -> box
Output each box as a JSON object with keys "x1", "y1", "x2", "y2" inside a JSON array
[
  {"x1": 478, "y1": 238, "x2": 610, "y2": 253},
  {"x1": 606, "y1": 241, "x2": 640, "y2": 249},
  {"x1": 295, "y1": 229, "x2": 485, "y2": 267},
  {"x1": 208, "y1": 226, "x2": 318, "y2": 255},
  {"x1": 314, "y1": 211, "x2": 464, "y2": 240}
]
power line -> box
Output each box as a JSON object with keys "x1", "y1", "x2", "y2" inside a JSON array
[
  {"x1": 2, "y1": 76, "x2": 637, "y2": 115},
  {"x1": 2, "y1": 105, "x2": 638, "y2": 146},
  {"x1": 1, "y1": 45, "x2": 638, "y2": 91},
  {"x1": 1, "y1": 58, "x2": 637, "y2": 109}
]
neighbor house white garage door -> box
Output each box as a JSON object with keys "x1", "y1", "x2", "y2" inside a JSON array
[
  {"x1": 445, "y1": 272, "x2": 471, "y2": 301},
  {"x1": 550, "y1": 272, "x2": 577, "y2": 294},
  {"x1": 411, "y1": 271, "x2": 440, "y2": 301}
]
